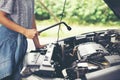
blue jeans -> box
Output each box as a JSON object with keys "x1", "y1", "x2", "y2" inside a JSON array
[{"x1": 0, "y1": 26, "x2": 27, "y2": 80}]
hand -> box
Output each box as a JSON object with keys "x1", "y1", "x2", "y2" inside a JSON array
[
  {"x1": 23, "y1": 29, "x2": 37, "y2": 39},
  {"x1": 35, "y1": 44, "x2": 47, "y2": 49}
]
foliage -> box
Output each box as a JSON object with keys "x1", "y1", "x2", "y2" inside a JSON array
[{"x1": 35, "y1": 0, "x2": 120, "y2": 25}]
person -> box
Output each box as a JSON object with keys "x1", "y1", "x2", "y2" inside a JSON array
[{"x1": 0, "y1": 0, "x2": 44, "y2": 80}]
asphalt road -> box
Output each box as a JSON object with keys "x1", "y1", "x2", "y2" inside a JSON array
[{"x1": 27, "y1": 37, "x2": 56, "y2": 52}]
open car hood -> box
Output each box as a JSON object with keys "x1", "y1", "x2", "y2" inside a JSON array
[
  {"x1": 21, "y1": 1, "x2": 120, "y2": 80},
  {"x1": 104, "y1": 0, "x2": 120, "y2": 19}
]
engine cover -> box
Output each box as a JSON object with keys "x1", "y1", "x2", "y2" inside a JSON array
[{"x1": 77, "y1": 42, "x2": 109, "y2": 58}]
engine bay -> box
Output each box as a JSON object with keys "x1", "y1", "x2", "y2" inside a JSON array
[{"x1": 21, "y1": 29, "x2": 120, "y2": 80}]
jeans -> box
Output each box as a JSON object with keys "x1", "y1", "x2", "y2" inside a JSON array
[{"x1": 0, "y1": 26, "x2": 27, "y2": 80}]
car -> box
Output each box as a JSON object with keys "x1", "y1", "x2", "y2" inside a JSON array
[{"x1": 21, "y1": 0, "x2": 120, "y2": 80}]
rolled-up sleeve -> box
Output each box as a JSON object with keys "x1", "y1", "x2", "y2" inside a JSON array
[{"x1": 0, "y1": 0, "x2": 14, "y2": 14}]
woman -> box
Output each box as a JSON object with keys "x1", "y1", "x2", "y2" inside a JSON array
[{"x1": 0, "y1": 0, "x2": 43, "y2": 80}]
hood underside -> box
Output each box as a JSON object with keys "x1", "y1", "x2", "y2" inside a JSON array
[{"x1": 104, "y1": 0, "x2": 120, "y2": 19}]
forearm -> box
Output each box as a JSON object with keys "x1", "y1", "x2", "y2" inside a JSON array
[
  {"x1": 0, "y1": 11, "x2": 26, "y2": 34},
  {"x1": 32, "y1": 15, "x2": 41, "y2": 48}
]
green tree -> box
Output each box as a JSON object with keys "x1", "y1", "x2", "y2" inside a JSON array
[{"x1": 35, "y1": 0, "x2": 119, "y2": 25}]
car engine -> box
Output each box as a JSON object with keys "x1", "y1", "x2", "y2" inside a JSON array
[{"x1": 21, "y1": 29, "x2": 120, "y2": 80}]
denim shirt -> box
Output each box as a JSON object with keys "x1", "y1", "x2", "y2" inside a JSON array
[{"x1": 0, "y1": 0, "x2": 34, "y2": 79}]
